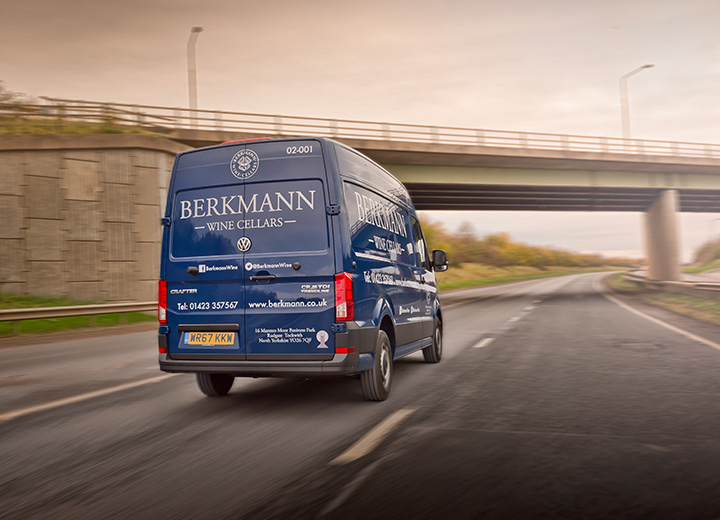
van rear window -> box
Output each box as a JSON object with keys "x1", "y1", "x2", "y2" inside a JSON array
[{"x1": 171, "y1": 178, "x2": 329, "y2": 258}]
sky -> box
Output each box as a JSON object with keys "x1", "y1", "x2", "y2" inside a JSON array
[{"x1": 2, "y1": 0, "x2": 719, "y2": 261}]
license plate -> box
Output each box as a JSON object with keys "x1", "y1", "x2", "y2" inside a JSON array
[{"x1": 184, "y1": 332, "x2": 236, "y2": 346}]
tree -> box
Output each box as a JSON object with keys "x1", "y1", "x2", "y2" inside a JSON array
[{"x1": 0, "y1": 81, "x2": 35, "y2": 104}]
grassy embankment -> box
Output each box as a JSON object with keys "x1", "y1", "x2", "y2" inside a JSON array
[
  {"x1": 436, "y1": 264, "x2": 623, "y2": 291},
  {"x1": 682, "y1": 263, "x2": 720, "y2": 275},
  {"x1": 0, "y1": 294, "x2": 155, "y2": 338},
  {"x1": 0, "y1": 117, "x2": 163, "y2": 137},
  {"x1": 607, "y1": 272, "x2": 720, "y2": 327}
]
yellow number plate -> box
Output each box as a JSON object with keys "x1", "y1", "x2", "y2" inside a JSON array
[{"x1": 184, "y1": 332, "x2": 236, "y2": 346}]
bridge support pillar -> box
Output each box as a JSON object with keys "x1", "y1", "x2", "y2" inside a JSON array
[{"x1": 644, "y1": 190, "x2": 681, "y2": 281}]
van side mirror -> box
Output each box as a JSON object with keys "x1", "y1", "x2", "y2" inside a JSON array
[{"x1": 432, "y1": 250, "x2": 448, "y2": 272}]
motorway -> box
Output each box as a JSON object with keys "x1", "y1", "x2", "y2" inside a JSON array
[{"x1": 2, "y1": 273, "x2": 720, "y2": 519}]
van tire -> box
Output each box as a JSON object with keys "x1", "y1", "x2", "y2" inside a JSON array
[
  {"x1": 361, "y1": 330, "x2": 393, "y2": 401},
  {"x1": 422, "y1": 321, "x2": 442, "y2": 363},
  {"x1": 196, "y1": 373, "x2": 235, "y2": 397}
]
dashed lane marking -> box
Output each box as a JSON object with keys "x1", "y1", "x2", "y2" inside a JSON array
[
  {"x1": 320, "y1": 459, "x2": 385, "y2": 517},
  {"x1": 473, "y1": 337, "x2": 495, "y2": 349},
  {"x1": 0, "y1": 374, "x2": 180, "y2": 424},
  {"x1": 593, "y1": 277, "x2": 720, "y2": 354},
  {"x1": 329, "y1": 407, "x2": 418, "y2": 465}
]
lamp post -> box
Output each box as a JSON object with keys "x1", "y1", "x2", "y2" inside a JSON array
[
  {"x1": 187, "y1": 26, "x2": 203, "y2": 125},
  {"x1": 619, "y1": 64, "x2": 654, "y2": 142}
]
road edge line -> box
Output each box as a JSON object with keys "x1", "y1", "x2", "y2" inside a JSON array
[
  {"x1": 0, "y1": 374, "x2": 179, "y2": 424},
  {"x1": 593, "y1": 277, "x2": 720, "y2": 354},
  {"x1": 329, "y1": 407, "x2": 418, "y2": 466}
]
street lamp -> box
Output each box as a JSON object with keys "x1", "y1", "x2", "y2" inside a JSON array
[
  {"x1": 619, "y1": 64, "x2": 654, "y2": 141},
  {"x1": 187, "y1": 26, "x2": 203, "y2": 124}
]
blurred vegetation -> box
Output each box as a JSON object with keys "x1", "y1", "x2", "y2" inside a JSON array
[
  {"x1": 687, "y1": 238, "x2": 720, "y2": 273},
  {"x1": 436, "y1": 265, "x2": 622, "y2": 291},
  {"x1": 607, "y1": 273, "x2": 720, "y2": 327},
  {"x1": 0, "y1": 81, "x2": 161, "y2": 136},
  {"x1": 0, "y1": 293, "x2": 155, "y2": 338},
  {"x1": 0, "y1": 118, "x2": 161, "y2": 136},
  {"x1": 0, "y1": 313, "x2": 156, "y2": 337},
  {"x1": 0, "y1": 293, "x2": 95, "y2": 309},
  {"x1": 420, "y1": 218, "x2": 642, "y2": 270}
]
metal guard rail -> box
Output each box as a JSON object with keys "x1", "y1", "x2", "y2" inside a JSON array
[
  {"x1": 1, "y1": 97, "x2": 718, "y2": 160},
  {"x1": 624, "y1": 272, "x2": 720, "y2": 293},
  {"x1": 0, "y1": 302, "x2": 156, "y2": 322}
]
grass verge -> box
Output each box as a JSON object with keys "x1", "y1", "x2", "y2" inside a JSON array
[
  {"x1": 682, "y1": 263, "x2": 720, "y2": 275},
  {"x1": 437, "y1": 264, "x2": 623, "y2": 291},
  {"x1": 0, "y1": 313, "x2": 157, "y2": 337},
  {"x1": 606, "y1": 273, "x2": 720, "y2": 327},
  {"x1": 0, "y1": 118, "x2": 165, "y2": 137},
  {"x1": 0, "y1": 294, "x2": 155, "y2": 338}
]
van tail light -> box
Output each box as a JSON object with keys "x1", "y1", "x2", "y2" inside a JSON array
[
  {"x1": 335, "y1": 272, "x2": 354, "y2": 321},
  {"x1": 158, "y1": 279, "x2": 167, "y2": 324}
]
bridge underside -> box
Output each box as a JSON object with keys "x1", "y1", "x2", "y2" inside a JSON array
[{"x1": 404, "y1": 184, "x2": 720, "y2": 212}]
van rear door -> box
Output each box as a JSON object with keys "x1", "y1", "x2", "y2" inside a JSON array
[
  {"x1": 166, "y1": 145, "x2": 250, "y2": 358},
  {"x1": 166, "y1": 139, "x2": 334, "y2": 360},
  {"x1": 242, "y1": 140, "x2": 336, "y2": 360}
]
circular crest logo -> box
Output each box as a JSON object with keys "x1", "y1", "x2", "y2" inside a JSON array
[
  {"x1": 230, "y1": 149, "x2": 260, "y2": 180},
  {"x1": 237, "y1": 236, "x2": 252, "y2": 253}
]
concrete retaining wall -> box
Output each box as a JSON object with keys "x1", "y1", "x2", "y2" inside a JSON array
[{"x1": 0, "y1": 135, "x2": 190, "y2": 302}]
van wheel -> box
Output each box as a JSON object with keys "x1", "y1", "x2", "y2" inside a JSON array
[
  {"x1": 361, "y1": 330, "x2": 393, "y2": 401},
  {"x1": 422, "y1": 321, "x2": 442, "y2": 363},
  {"x1": 196, "y1": 373, "x2": 235, "y2": 397}
]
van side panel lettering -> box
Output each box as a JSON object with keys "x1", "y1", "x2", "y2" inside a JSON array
[
  {"x1": 350, "y1": 187, "x2": 407, "y2": 239},
  {"x1": 344, "y1": 182, "x2": 412, "y2": 264}
]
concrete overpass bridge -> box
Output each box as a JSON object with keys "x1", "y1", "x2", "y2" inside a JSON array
[{"x1": 7, "y1": 97, "x2": 720, "y2": 281}]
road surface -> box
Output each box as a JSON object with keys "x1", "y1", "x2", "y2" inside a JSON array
[{"x1": 2, "y1": 272, "x2": 720, "y2": 519}]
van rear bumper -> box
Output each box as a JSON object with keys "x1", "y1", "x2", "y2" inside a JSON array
[
  {"x1": 159, "y1": 352, "x2": 359, "y2": 377},
  {"x1": 159, "y1": 322, "x2": 377, "y2": 377}
]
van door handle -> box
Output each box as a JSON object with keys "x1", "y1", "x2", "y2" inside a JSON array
[{"x1": 249, "y1": 275, "x2": 276, "y2": 281}]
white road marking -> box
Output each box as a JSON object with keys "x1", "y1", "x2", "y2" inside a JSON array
[
  {"x1": 0, "y1": 374, "x2": 179, "y2": 424},
  {"x1": 593, "y1": 277, "x2": 720, "y2": 354},
  {"x1": 524, "y1": 306, "x2": 535, "y2": 312},
  {"x1": 320, "y1": 459, "x2": 384, "y2": 516},
  {"x1": 509, "y1": 316, "x2": 520, "y2": 322},
  {"x1": 533, "y1": 300, "x2": 542, "y2": 304},
  {"x1": 329, "y1": 407, "x2": 418, "y2": 466},
  {"x1": 473, "y1": 337, "x2": 495, "y2": 349}
]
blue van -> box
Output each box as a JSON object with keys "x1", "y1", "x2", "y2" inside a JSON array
[{"x1": 158, "y1": 137, "x2": 448, "y2": 401}]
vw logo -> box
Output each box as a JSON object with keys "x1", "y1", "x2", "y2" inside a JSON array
[{"x1": 237, "y1": 236, "x2": 252, "y2": 252}]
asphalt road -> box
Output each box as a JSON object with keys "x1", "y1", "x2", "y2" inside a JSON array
[{"x1": 2, "y1": 272, "x2": 720, "y2": 519}]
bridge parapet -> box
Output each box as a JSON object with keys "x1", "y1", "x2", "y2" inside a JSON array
[{"x1": 1, "y1": 97, "x2": 718, "y2": 160}]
